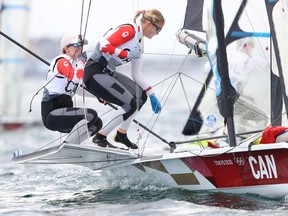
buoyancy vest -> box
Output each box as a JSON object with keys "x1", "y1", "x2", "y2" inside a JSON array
[
  {"x1": 42, "y1": 54, "x2": 82, "y2": 102},
  {"x1": 88, "y1": 23, "x2": 144, "y2": 72}
]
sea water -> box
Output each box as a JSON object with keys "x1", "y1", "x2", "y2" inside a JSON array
[
  {"x1": 1, "y1": 127, "x2": 288, "y2": 216},
  {"x1": 1, "y1": 56, "x2": 288, "y2": 215}
]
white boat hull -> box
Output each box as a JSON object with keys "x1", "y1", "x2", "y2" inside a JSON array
[
  {"x1": 12, "y1": 142, "x2": 140, "y2": 170},
  {"x1": 12, "y1": 138, "x2": 288, "y2": 199}
]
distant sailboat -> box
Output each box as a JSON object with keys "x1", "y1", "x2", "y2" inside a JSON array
[{"x1": 0, "y1": 0, "x2": 31, "y2": 130}]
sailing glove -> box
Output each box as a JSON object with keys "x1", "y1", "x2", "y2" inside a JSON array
[
  {"x1": 149, "y1": 94, "x2": 161, "y2": 114},
  {"x1": 127, "y1": 46, "x2": 142, "y2": 59},
  {"x1": 78, "y1": 51, "x2": 87, "y2": 63}
]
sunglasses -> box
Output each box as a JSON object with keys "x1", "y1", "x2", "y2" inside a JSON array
[
  {"x1": 143, "y1": 15, "x2": 162, "y2": 34},
  {"x1": 67, "y1": 42, "x2": 82, "y2": 48}
]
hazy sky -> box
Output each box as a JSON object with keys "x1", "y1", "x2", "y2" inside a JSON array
[
  {"x1": 28, "y1": 0, "x2": 188, "y2": 54},
  {"x1": 2, "y1": 0, "x2": 270, "y2": 56}
]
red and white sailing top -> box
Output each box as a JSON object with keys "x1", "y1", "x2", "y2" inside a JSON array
[
  {"x1": 89, "y1": 23, "x2": 154, "y2": 96},
  {"x1": 42, "y1": 54, "x2": 84, "y2": 101}
]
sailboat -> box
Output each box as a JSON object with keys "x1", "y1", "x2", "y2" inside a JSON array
[
  {"x1": 0, "y1": 0, "x2": 34, "y2": 130},
  {"x1": 11, "y1": 0, "x2": 288, "y2": 199}
]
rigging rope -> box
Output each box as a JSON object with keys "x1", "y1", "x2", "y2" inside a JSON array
[
  {"x1": 76, "y1": 0, "x2": 92, "y2": 141},
  {"x1": 82, "y1": 0, "x2": 92, "y2": 41},
  {"x1": 79, "y1": 0, "x2": 85, "y2": 35}
]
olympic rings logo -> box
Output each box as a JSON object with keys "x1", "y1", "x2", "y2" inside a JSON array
[{"x1": 234, "y1": 157, "x2": 245, "y2": 165}]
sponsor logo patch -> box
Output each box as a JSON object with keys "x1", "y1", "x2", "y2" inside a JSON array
[{"x1": 205, "y1": 114, "x2": 217, "y2": 128}]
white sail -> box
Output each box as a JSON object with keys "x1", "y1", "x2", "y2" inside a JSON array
[
  {"x1": 272, "y1": 0, "x2": 288, "y2": 126},
  {"x1": 178, "y1": 0, "x2": 271, "y2": 137},
  {"x1": 0, "y1": 0, "x2": 30, "y2": 127}
]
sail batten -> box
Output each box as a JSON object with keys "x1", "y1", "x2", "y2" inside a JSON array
[{"x1": 230, "y1": 32, "x2": 270, "y2": 37}]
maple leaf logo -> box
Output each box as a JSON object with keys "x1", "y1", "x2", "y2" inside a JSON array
[{"x1": 76, "y1": 69, "x2": 83, "y2": 79}]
